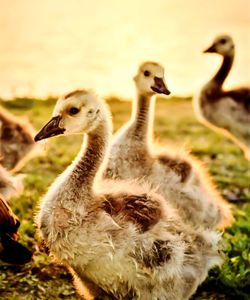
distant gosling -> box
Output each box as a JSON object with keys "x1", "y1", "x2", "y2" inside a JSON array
[
  {"x1": 194, "y1": 34, "x2": 250, "y2": 159},
  {"x1": 0, "y1": 105, "x2": 43, "y2": 172}
]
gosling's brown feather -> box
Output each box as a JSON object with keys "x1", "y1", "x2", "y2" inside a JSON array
[
  {"x1": 103, "y1": 193, "x2": 162, "y2": 233},
  {"x1": 157, "y1": 155, "x2": 192, "y2": 183}
]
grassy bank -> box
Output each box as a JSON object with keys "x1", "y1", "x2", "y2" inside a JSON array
[{"x1": 0, "y1": 96, "x2": 249, "y2": 300}]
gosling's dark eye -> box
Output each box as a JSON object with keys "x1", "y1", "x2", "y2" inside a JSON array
[
  {"x1": 220, "y1": 38, "x2": 226, "y2": 44},
  {"x1": 69, "y1": 107, "x2": 79, "y2": 115},
  {"x1": 144, "y1": 70, "x2": 150, "y2": 77}
]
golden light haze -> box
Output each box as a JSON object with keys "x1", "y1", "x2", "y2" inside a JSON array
[{"x1": 0, "y1": 0, "x2": 249, "y2": 99}]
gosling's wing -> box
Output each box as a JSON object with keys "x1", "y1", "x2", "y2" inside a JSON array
[
  {"x1": 102, "y1": 193, "x2": 162, "y2": 233},
  {"x1": 220, "y1": 88, "x2": 250, "y2": 131},
  {"x1": 223, "y1": 87, "x2": 250, "y2": 112},
  {"x1": 156, "y1": 154, "x2": 192, "y2": 183},
  {"x1": 102, "y1": 191, "x2": 188, "y2": 279}
]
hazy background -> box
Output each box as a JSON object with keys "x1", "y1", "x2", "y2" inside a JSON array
[{"x1": 0, "y1": 0, "x2": 249, "y2": 99}]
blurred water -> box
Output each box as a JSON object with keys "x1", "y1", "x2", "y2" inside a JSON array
[{"x1": 0, "y1": 0, "x2": 249, "y2": 99}]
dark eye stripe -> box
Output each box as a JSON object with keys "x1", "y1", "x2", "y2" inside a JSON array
[{"x1": 69, "y1": 107, "x2": 79, "y2": 115}]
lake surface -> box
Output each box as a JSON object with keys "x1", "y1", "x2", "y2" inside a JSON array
[{"x1": 0, "y1": 0, "x2": 249, "y2": 99}]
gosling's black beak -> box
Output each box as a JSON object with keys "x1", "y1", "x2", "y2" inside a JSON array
[
  {"x1": 203, "y1": 44, "x2": 216, "y2": 53},
  {"x1": 151, "y1": 77, "x2": 171, "y2": 95},
  {"x1": 34, "y1": 116, "x2": 65, "y2": 142}
]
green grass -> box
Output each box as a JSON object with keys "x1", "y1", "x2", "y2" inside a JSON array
[{"x1": 0, "y1": 96, "x2": 250, "y2": 300}]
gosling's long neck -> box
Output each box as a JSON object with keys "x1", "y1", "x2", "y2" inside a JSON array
[
  {"x1": 210, "y1": 53, "x2": 234, "y2": 88},
  {"x1": 129, "y1": 92, "x2": 154, "y2": 145},
  {"x1": 68, "y1": 120, "x2": 110, "y2": 193}
]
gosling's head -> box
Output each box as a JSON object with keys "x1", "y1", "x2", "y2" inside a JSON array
[
  {"x1": 134, "y1": 62, "x2": 171, "y2": 96},
  {"x1": 34, "y1": 90, "x2": 107, "y2": 141},
  {"x1": 203, "y1": 34, "x2": 235, "y2": 56}
]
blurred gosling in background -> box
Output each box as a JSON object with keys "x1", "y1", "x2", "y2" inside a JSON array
[
  {"x1": 194, "y1": 34, "x2": 250, "y2": 159},
  {"x1": 0, "y1": 105, "x2": 43, "y2": 172},
  {"x1": 0, "y1": 165, "x2": 24, "y2": 200}
]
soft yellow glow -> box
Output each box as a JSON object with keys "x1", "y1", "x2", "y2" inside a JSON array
[{"x1": 0, "y1": 0, "x2": 249, "y2": 98}]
